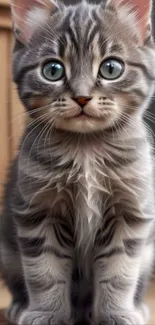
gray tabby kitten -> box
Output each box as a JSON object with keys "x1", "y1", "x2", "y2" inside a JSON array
[{"x1": 0, "y1": 0, "x2": 155, "y2": 324}]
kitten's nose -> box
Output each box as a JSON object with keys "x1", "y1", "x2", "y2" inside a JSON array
[{"x1": 72, "y1": 96, "x2": 92, "y2": 108}]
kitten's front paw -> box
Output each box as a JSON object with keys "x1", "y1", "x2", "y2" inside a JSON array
[
  {"x1": 5, "y1": 301, "x2": 26, "y2": 324},
  {"x1": 96, "y1": 310, "x2": 145, "y2": 325},
  {"x1": 18, "y1": 310, "x2": 72, "y2": 325}
]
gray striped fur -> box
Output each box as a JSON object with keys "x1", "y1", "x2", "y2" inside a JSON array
[{"x1": 0, "y1": 0, "x2": 155, "y2": 324}]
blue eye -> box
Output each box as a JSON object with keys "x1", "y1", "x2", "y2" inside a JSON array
[
  {"x1": 99, "y1": 58, "x2": 124, "y2": 80},
  {"x1": 42, "y1": 61, "x2": 65, "y2": 81}
]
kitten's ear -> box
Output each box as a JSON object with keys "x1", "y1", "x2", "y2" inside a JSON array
[
  {"x1": 106, "y1": 0, "x2": 152, "y2": 41},
  {"x1": 10, "y1": 0, "x2": 58, "y2": 45}
]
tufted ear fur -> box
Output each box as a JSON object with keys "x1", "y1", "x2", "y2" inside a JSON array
[
  {"x1": 10, "y1": 0, "x2": 59, "y2": 45},
  {"x1": 106, "y1": 0, "x2": 152, "y2": 42}
]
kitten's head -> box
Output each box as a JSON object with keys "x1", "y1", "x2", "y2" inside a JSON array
[{"x1": 11, "y1": 0, "x2": 155, "y2": 133}]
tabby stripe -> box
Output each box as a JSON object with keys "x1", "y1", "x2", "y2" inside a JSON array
[
  {"x1": 57, "y1": 229, "x2": 73, "y2": 247},
  {"x1": 124, "y1": 238, "x2": 143, "y2": 257},
  {"x1": 18, "y1": 237, "x2": 45, "y2": 258},
  {"x1": 69, "y1": 12, "x2": 79, "y2": 43},
  {"x1": 15, "y1": 211, "x2": 46, "y2": 227},
  {"x1": 95, "y1": 239, "x2": 144, "y2": 261},
  {"x1": 53, "y1": 224, "x2": 67, "y2": 248},
  {"x1": 14, "y1": 63, "x2": 39, "y2": 83},
  {"x1": 97, "y1": 221, "x2": 117, "y2": 247},
  {"x1": 99, "y1": 276, "x2": 131, "y2": 288},
  {"x1": 61, "y1": 10, "x2": 72, "y2": 31},
  {"x1": 124, "y1": 213, "x2": 153, "y2": 226},
  {"x1": 60, "y1": 223, "x2": 73, "y2": 237},
  {"x1": 66, "y1": 28, "x2": 79, "y2": 53},
  {"x1": 109, "y1": 43, "x2": 124, "y2": 54},
  {"x1": 99, "y1": 278, "x2": 113, "y2": 284},
  {"x1": 28, "y1": 278, "x2": 65, "y2": 292},
  {"x1": 45, "y1": 246, "x2": 72, "y2": 259},
  {"x1": 94, "y1": 247, "x2": 124, "y2": 261},
  {"x1": 102, "y1": 214, "x2": 115, "y2": 228},
  {"x1": 91, "y1": 9, "x2": 101, "y2": 23},
  {"x1": 126, "y1": 60, "x2": 154, "y2": 81},
  {"x1": 84, "y1": 19, "x2": 94, "y2": 41},
  {"x1": 134, "y1": 88, "x2": 146, "y2": 98},
  {"x1": 110, "y1": 278, "x2": 131, "y2": 291},
  {"x1": 58, "y1": 12, "x2": 72, "y2": 57},
  {"x1": 113, "y1": 71, "x2": 138, "y2": 89},
  {"x1": 54, "y1": 224, "x2": 73, "y2": 248},
  {"x1": 98, "y1": 34, "x2": 108, "y2": 57},
  {"x1": 19, "y1": 237, "x2": 71, "y2": 259},
  {"x1": 86, "y1": 25, "x2": 99, "y2": 46}
]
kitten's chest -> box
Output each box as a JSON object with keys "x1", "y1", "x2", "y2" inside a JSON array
[
  {"x1": 45, "y1": 152, "x2": 109, "y2": 246},
  {"x1": 34, "y1": 141, "x2": 150, "y2": 248},
  {"x1": 74, "y1": 154, "x2": 111, "y2": 245}
]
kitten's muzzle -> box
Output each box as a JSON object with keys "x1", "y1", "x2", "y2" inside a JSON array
[{"x1": 72, "y1": 96, "x2": 92, "y2": 108}]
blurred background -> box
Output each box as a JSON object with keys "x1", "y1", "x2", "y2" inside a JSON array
[
  {"x1": 0, "y1": 0, "x2": 154, "y2": 323},
  {"x1": 0, "y1": 0, "x2": 25, "y2": 203}
]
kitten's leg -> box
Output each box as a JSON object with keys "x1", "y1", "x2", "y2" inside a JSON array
[
  {"x1": 134, "y1": 242, "x2": 154, "y2": 323},
  {"x1": 1, "y1": 243, "x2": 28, "y2": 323},
  {"x1": 0, "y1": 222, "x2": 28, "y2": 321},
  {"x1": 6, "y1": 219, "x2": 73, "y2": 325},
  {"x1": 92, "y1": 216, "x2": 153, "y2": 325}
]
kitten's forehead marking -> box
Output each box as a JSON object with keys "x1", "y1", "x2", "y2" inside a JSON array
[
  {"x1": 62, "y1": 33, "x2": 72, "y2": 80},
  {"x1": 92, "y1": 33, "x2": 102, "y2": 79},
  {"x1": 68, "y1": 10, "x2": 79, "y2": 44},
  {"x1": 86, "y1": 18, "x2": 97, "y2": 42},
  {"x1": 108, "y1": 43, "x2": 125, "y2": 55}
]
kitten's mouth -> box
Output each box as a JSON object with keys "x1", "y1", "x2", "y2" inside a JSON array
[
  {"x1": 73, "y1": 111, "x2": 99, "y2": 119},
  {"x1": 64, "y1": 111, "x2": 94, "y2": 120},
  {"x1": 64, "y1": 111, "x2": 105, "y2": 121},
  {"x1": 76, "y1": 112, "x2": 91, "y2": 119},
  {"x1": 72, "y1": 112, "x2": 104, "y2": 121}
]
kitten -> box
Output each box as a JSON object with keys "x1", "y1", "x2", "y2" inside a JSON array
[{"x1": 0, "y1": 0, "x2": 155, "y2": 324}]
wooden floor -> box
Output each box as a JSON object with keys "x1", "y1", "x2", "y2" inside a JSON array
[
  {"x1": 146, "y1": 280, "x2": 155, "y2": 324},
  {"x1": 0, "y1": 282, "x2": 154, "y2": 324}
]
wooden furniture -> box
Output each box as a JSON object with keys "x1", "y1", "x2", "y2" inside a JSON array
[
  {"x1": 0, "y1": 310, "x2": 7, "y2": 325},
  {"x1": 0, "y1": 0, "x2": 25, "y2": 202},
  {"x1": 0, "y1": 310, "x2": 9, "y2": 325}
]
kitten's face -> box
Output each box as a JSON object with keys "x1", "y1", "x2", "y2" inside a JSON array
[{"x1": 13, "y1": 0, "x2": 155, "y2": 133}]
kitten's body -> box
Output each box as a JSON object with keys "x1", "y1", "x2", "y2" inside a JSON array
[{"x1": 0, "y1": 0, "x2": 155, "y2": 324}]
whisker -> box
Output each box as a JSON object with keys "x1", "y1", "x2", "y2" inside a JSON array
[
  {"x1": 18, "y1": 112, "x2": 51, "y2": 159},
  {"x1": 8, "y1": 112, "x2": 49, "y2": 142}
]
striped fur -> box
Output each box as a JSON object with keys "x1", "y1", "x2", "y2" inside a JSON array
[{"x1": 0, "y1": 0, "x2": 155, "y2": 324}]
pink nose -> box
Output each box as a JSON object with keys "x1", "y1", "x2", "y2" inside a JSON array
[{"x1": 72, "y1": 96, "x2": 92, "y2": 108}]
